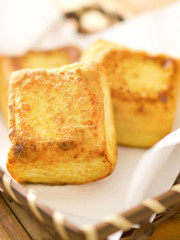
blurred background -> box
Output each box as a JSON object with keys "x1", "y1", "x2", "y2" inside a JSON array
[
  {"x1": 0, "y1": 0, "x2": 178, "y2": 56},
  {"x1": 53, "y1": 0, "x2": 178, "y2": 33}
]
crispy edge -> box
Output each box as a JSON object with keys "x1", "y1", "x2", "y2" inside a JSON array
[{"x1": 7, "y1": 63, "x2": 116, "y2": 183}]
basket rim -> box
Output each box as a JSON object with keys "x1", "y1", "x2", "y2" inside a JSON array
[{"x1": 0, "y1": 166, "x2": 179, "y2": 240}]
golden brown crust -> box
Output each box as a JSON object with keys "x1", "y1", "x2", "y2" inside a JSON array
[
  {"x1": 81, "y1": 39, "x2": 180, "y2": 148},
  {"x1": 10, "y1": 46, "x2": 81, "y2": 69},
  {"x1": 0, "y1": 46, "x2": 81, "y2": 122},
  {"x1": 7, "y1": 62, "x2": 117, "y2": 184}
]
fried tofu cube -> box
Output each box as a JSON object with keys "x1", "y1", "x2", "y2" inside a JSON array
[
  {"x1": 7, "y1": 62, "x2": 117, "y2": 184},
  {"x1": 81, "y1": 39, "x2": 180, "y2": 148},
  {"x1": 0, "y1": 46, "x2": 81, "y2": 123}
]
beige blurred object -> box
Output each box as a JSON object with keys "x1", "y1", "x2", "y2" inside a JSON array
[
  {"x1": 55, "y1": 0, "x2": 178, "y2": 17},
  {"x1": 98, "y1": 0, "x2": 178, "y2": 16},
  {"x1": 54, "y1": 0, "x2": 178, "y2": 34},
  {"x1": 64, "y1": 6, "x2": 123, "y2": 34},
  {"x1": 54, "y1": 0, "x2": 96, "y2": 12},
  {"x1": 80, "y1": 10, "x2": 111, "y2": 33},
  {"x1": 122, "y1": 0, "x2": 178, "y2": 14}
]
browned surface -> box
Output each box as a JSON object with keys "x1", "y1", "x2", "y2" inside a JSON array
[
  {"x1": 7, "y1": 63, "x2": 116, "y2": 184},
  {"x1": 0, "y1": 46, "x2": 81, "y2": 123},
  {"x1": 81, "y1": 39, "x2": 180, "y2": 148}
]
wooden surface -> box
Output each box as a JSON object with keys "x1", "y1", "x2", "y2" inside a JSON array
[
  {"x1": 0, "y1": 193, "x2": 54, "y2": 240},
  {"x1": 0, "y1": 193, "x2": 31, "y2": 240},
  {"x1": 0, "y1": 190, "x2": 179, "y2": 240},
  {"x1": 149, "y1": 206, "x2": 180, "y2": 240}
]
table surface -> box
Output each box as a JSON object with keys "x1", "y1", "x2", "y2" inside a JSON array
[{"x1": 0, "y1": 191, "x2": 180, "y2": 240}]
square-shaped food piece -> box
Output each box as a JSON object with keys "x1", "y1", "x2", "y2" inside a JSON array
[
  {"x1": 7, "y1": 62, "x2": 117, "y2": 184},
  {"x1": 81, "y1": 40, "x2": 180, "y2": 148},
  {"x1": 0, "y1": 46, "x2": 81, "y2": 123}
]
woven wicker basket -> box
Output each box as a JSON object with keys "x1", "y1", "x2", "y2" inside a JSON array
[{"x1": 0, "y1": 166, "x2": 179, "y2": 240}]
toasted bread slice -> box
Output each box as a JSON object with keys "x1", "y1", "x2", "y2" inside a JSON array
[
  {"x1": 0, "y1": 47, "x2": 81, "y2": 122},
  {"x1": 81, "y1": 39, "x2": 180, "y2": 148},
  {"x1": 7, "y1": 62, "x2": 117, "y2": 184}
]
